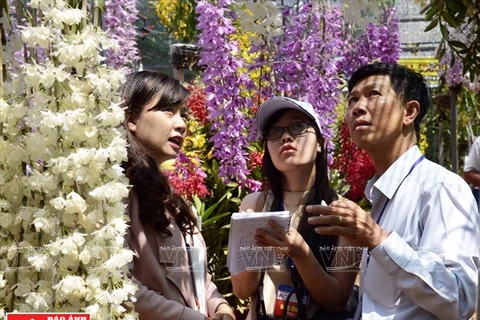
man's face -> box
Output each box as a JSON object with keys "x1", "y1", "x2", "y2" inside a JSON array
[{"x1": 345, "y1": 75, "x2": 406, "y2": 151}]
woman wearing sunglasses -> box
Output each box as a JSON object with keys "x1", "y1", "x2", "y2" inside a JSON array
[{"x1": 231, "y1": 97, "x2": 358, "y2": 319}]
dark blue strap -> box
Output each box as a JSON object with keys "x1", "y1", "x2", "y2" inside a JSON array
[
  {"x1": 367, "y1": 155, "x2": 425, "y2": 267},
  {"x1": 375, "y1": 155, "x2": 425, "y2": 225}
]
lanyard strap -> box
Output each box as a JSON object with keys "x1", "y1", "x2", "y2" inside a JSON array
[
  {"x1": 366, "y1": 155, "x2": 425, "y2": 269},
  {"x1": 287, "y1": 257, "x2": 308, "y2": 319},
  {"x1": 255, "y1": 197, "x2": 308, "y2": 319},
  {"x1": 255, "y1": 268, "x2": 267, "y2": 316},
  {"x1": 282, "y1": 200, "x2": 308, "y2": 319},
  {"x1": 255, "y1": 196, "x2": 281, "y2": 316},
  {"x1": 374, "y1": 155, "x2": 425, "y2": 225}
]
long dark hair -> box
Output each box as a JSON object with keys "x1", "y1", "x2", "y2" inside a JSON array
[
  {"x1": 121, "y1": 71, "x2": 196, "y2": 237},
  {"x1": 262, "y1": 109, "x2": 338, "y2": 269}
]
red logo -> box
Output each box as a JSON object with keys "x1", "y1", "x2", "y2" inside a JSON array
[{"x1": 7, "y1": 313, "x2": 90, "y2": 320}]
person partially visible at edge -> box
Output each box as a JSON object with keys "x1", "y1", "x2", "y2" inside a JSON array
[
  {"x1": 463, "y1": 134, "x2": 480, "y2": 316},
  {"x1": 464, "y1": 135, "x2": 480, "y2": 210},
  {"x1": 231, "y1": 97, "x2": 360, "y2": 319},
  {"x1": 121, "y1": 71, "x2": 235, "y2": 320},
  {"x1": 307, "y1": 62, "x2": 479, "y2": 319}
]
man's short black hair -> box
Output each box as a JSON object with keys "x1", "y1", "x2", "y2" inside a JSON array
[{"x1": 348, "y1": 62, "x2": 432, "y2": 140}]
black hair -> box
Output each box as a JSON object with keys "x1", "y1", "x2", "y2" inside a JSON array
[
  {"x1": 121, "y1": 71, "x2": 195, "y2": 237},
  {"x1": 348, "y1": 62, "x2": 432, "y2": 141}
]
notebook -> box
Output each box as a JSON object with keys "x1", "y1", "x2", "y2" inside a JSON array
[{"x1": 227, "y1": 211, "x2": 290, "y2": 275}]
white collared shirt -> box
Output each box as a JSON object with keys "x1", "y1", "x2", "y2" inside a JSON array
[
  {"x1": 465, "y1": 136, "x2": 480, "y2": 173},
  {"x1": 359, "y1": 145, "x2": 479, "y2": 319}
]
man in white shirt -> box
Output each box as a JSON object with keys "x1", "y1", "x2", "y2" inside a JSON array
[
  {"x1": 464, "y1": 135, "x2": 480, "y2": 210},
  {"x1": 307, "y1": 62, "x2": 479, "y2": 319},
  {"x1": 463, "y1": 135, "x2": 480, "y2": 313}
]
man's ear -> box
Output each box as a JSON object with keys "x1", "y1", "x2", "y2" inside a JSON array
[{"x1": 404, "y1": 100, "x2": 420, "y2": 127}]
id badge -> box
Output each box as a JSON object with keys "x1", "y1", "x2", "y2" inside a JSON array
[{"x1": 273, "y1": 284, "x2": 309, "y2": 318}]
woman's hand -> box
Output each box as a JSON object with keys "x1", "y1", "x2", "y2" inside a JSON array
[
  {"x1": 254, "y1": 220, "x2": 309, "y2": 259},
  {"x1": 212, "y1": 303, "x2": 235, "y2": 320}
]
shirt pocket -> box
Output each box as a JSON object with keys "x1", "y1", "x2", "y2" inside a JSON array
[{"x1": 364, "y1": 258, "x2": 398, "y2": 307}]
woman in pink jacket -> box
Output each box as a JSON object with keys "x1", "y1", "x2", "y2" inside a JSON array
[{"x1": 121, "y1": 71, "x2": 235, "y2": 320}]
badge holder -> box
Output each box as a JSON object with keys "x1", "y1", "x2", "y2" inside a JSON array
[{"x1": 255, "y1": 268, "x2": 304, "y2": 320}]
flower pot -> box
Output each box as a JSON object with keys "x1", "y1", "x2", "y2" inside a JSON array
[{"x1": 170, "y1": 43, "x2": 206, "y2": 70}]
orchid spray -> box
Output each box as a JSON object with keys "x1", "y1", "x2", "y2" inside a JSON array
[
  {"x1": 0, "y1": 1, "x2": 136, "y2": 318},
  {"x1": 104, "y1": 0, "x2": 140, "y2": 70},
  {"x1": 341, "y1": 6, "x2": 400, "y2": 78},
  {"x1": 196, "y1": 0, "x2": 347, "y2": 187},
  {"x1": 271, "y1": 1, "x2": 346, "y2": 161},
  {"x1": 334, "y1": 4, "x2": 401, "y2": 202},
  {"x1": 438, "y1": 24, "x2": 480, "y2": 92},
  {"x1": 196, "y1": 0, "x2": 261, "y2": 191}
]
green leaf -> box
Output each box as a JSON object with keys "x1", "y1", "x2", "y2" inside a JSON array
[
  {"x1": 444, "y1": 0, "x2": 465, "y2": 14},
  {"x1": 226, "y1": 182, "x2": 239, "y2": 188},
  {"x1": 202, "y1": 211, "x2": 232, "y2": 227},
  {"x1": 440, "y1": 23, "x2": 450, "y2": 40},
  {"x1": 449, "y1": 55, "x2": 456, "y2": 67},
  {"x1": 438, "y1": 45, "x2": 447, "y2": 59},
  {"x1": 463, "y1": 56, "x2": 473, "y2": 70},
  {"x1": 424, "y1": 19, "x2": 439, "y2": 32},
  {"x1": 441, "y1": 10, "x2": 460, "y2": 28},
  {"x1": 193, "y1": 195, "x2": 204, "y2": 214},
  {"x1": 469, "y1": 70, "x2": 476, "y2": 82},
  {"x1": 211, "y1": 159, "x2": 219, "y2": 173},
  {"x1": 229, "y1": 197, "x2": 242, "y2": 205},
  {"x1": 425, "y1": 2, "x2": 443, "y2": 21},
  {"x1": 448, "y1": 40, "x2": 467, "y2": 49},
  {"x1": 94, "y1": 0, "x2": 106, "y2": 10},
  {"x1": 200, "y1": 196, "x2": 225, "y2": 220}
]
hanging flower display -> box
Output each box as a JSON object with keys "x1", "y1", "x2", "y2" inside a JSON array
[
  {"x1": 341, "y1": 7, "x2": 400, "y2": 78},
  {"x1": 195, "y1": 0, "x2": 346, "y2": 188},
  {"x1": 103, "y1": 0, "x2": 140, "y2": 70},
  {"x1": 0, "y1": 1, "x2": 137, "y2": 318},
  {"x1": 196, "y1": 0, "x2": 261, "y2": 191}
]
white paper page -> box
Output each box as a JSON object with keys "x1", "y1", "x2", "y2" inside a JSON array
[{"x1": 227, "y1": 211, "x2": 290, "y2": 275}]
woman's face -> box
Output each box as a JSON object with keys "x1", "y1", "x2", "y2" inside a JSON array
[
  {"x1": 266, "y1": 110, "x2": 321, "y2": 173},
  {"x1": 128, "y1": 94, "x2": 188, "y2": 164}
]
